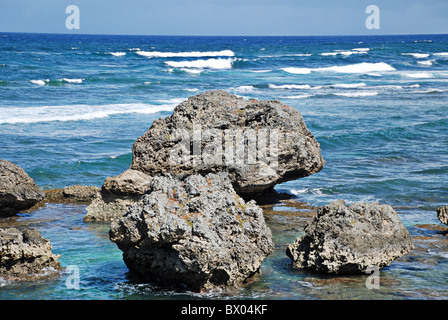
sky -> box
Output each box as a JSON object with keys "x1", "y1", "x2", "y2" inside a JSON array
[{"x1": 0, "y1": 0, "x2": 447, "y2": 36}]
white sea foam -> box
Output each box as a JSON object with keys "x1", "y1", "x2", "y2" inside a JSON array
[
  {"x1": 402, "y1": 53, "x2": 430, "y2": 59},
  {"x1": 180, "y1": 68, "x2": 203, "y2": 74},
  {"x1": 330, "y1": 83, "x2": 367, "y2": 88},
  {"x1": 165, "y1": 58, "x2": 234, "y2": 69},
  {"x1": 433, "y1": 52, "x2": 448, "y2": 57},
  {"x1": 184, "y1": 88, "x2": 200, "y2": 92},
  {"x1": 281, "y1": 63, "x2": 395, "y2": 75},
  {"x1": 109, "y1": 52, "x2": 126, "y2": 57},
  {"x1": 0, "y1": 103, "x2": 178, "y2": 124},
  {"x1": 370, "y1": 84, "x2": 404, "y2": 90},
  {"x1": 137, "y1": 50, "x2": 235, "y2": 58},
  {"x1": 259, "y1": 53, "x2": 311, "y2": 58},
  {"x1": 233, "y1": 85, "x2": 256, "y2": 93},
  {"x1": 417, "y1": 60, "x2": 435, "y2": 66},
  {"x1": 62, "y1": 78, "x2": 83, "y2": 84},
  {"x1": 317, "y1": 62, "x2": 396, "y2": 74},
  {"x1": 319, "y1": 52, "x2": 339, "y2": 56},
  {"x1": 333, "y1": 91, "x2": 379, "y2": 97},
  {"x1": 404, "y1": 72, "x2": 434, "y2": 78},
  {"x1": 247, "y1": 69, "x2": 272, "y2": 73},
  {"x1": 281, "y1": 94, "x2": 313, "y2": 99},
  {"x1": 30, "y1": 80, "x2": 46, "y2": 86},
  {"x1": 281, "y1": 67, "x2": 312, "y2": 74},
  {"x1": 268, "y1": 84, "x2": 312, "y2": 89},
  {"x1": 290, "y1": 188, "x2": 323, "y2": 195},
  {"x1": 412, "y1": 88, "x2": 445, "y2": 94},
  {"x1": 320, "y1": 50, "x2": 368, "y2": 56}
]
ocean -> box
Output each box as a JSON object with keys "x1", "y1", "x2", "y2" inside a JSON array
[{"x1": 0, "y1": 33, "x2": 447, "y2": 300}]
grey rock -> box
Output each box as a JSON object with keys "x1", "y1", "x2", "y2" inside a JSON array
[
  {"x1": 130, "y1": 90, "x2": 325, "y2": 196},
  {"x1": 109, "y1": 173, "x2": 274, "y2": 292},
  {"x1": 0, "y1": 227, "x2": 60, "y2": 281},
  {"x1": 84, "y1": 169, "x2": 152, "y2": 222},
  {"x1": 286, "y1": 199, "x2": 414, "y2": 274},
  {"x1": 61, "y1": 185, "x2": 99, "y2": 202},
  {"x1": 437, "y1": 205, "x2": 448, "y2": 225},
  {"x1": 43, "y1": 185, "x2": 99, "y2": 205},
  {"x1": 102, "y1": 169, "x2": 152, "y2": 196},
  {"x1": 0, "y1": 160, "x2": 45, "y2": 215}
]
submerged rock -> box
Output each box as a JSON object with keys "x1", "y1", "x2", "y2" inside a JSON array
[
  {"x1": 437, "y1": 205, "x2": 448, "y2": 225},
  {"x1": 0, "y1": 227, "x2": 60, "y2": 281},
  {"x1": 44, "y1": 185, "x2": 99, "y2": 204},
  {"x1": 0, "y1": 160, "x2": 45, "y2": 216},
  {"x1": 286, "y1": 200, "x2": 414, "y2": 274},
  {"x1": 84, "y1": 169, "x2": 152, "y2": 222},
  {"x1": 109, "y1": 173, "x2": 274, "y2": 292},
  {"x1": 131, "y1": 90, "x2": 325, "y2": 196}
]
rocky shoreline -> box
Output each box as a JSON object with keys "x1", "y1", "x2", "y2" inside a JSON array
[{"x1": 0, "y1": 91, "x2": 446, "y2": 292}]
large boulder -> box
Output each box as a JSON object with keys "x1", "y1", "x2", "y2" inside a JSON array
[
  {"x1": 84, "y1": 169, "x2": 152, "y2": 222},
  {"x1": 0, "y1": 160, "x2": 45, "y2": 215},
  {"x1": 109, "y1": 173, "x2": 274, "y2": 292},
  {"x1": 86, "y1": 91, "x2": 325, "y2": 220},
  {"x1": 0, "y1": 227, "x2": 60, "y2": 281},
  {"x1": 286, "y1": 200, "x2": 414, "y2": 274},
  {"x1": 131, "y1": 90, "x2": 325, "y2": 196},
  {"x1": 437, "y1": 205, "x2": 448, "y2": 225}
]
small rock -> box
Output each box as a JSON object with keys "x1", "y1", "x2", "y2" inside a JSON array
[
  {"x1": 84, "y1": 170, "x2": 152, "y2": 222},
  {"x1": 62, "y1": 185, "x2": 99, "y2": 202},
  {"x1": 0, "y1": 160, "x2": 44, "y2": 216},
  {"x1": 0, "y1": 227, "x2": 60, "y2": 281},
  {"x1": 286, "y1": 199, "x2": 414, "y2": 274}
]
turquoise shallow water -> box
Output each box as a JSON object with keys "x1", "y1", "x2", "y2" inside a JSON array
[{"x1": 0, "y1": 33, "x2": 447, "y2": 299}]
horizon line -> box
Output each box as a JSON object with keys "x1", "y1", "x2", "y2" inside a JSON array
[{"x1": 2, "y1": 31, "x2": 448, "y2": 38}]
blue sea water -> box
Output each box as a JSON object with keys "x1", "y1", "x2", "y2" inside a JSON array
[{"x1": 0, "y1": 33, "x2": 447, "y2": 300}]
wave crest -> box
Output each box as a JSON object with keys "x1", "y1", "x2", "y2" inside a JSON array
[{"x1": 137, "y1": 50, "x2": 234, "y2": 58}]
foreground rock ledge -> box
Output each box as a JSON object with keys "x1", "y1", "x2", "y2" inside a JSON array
[
  {"x1": 109, "y1": 173, "x2": 274, "y2": 292},
  {"x1": 286, "y1": 200, "x2": 414, "y2": 274},
  {"x1": 0, "y1": 227, "x2": 60, "y2": 281},
  {"x1": 0, "y1": 160, "x2": 45, "y2": 216}
]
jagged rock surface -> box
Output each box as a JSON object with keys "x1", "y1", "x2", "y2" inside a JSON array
[
  {"x1": 131, "y1": 90, "x2": 325, "y2": 196},
  {"x1": 109, "y1": 173, "x2": 274, "y2": 292},
  {"x1": 0, "y1": 160, "x2": 45, "y2": 216},
  {"x1": 0, "y1": 227, "x2": 60, "y2": 281},
  {"x1": 84, "y1": 169, "x2": 152, "y2": 222},
  {"x1": 286, "y1": 199, "x2": 414, "y2": 274}
]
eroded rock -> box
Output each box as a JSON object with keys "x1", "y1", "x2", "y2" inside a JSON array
[
  {"x1": 131, "y1": 90, "x2": 325, "y2": 196},
  {"x1": 0, "y1": 227, "x2": 60, "y2": 281},
  {"x1": 286, "y1": 200, "x2": 414, "y2": 274},
  {"x1": 109, "y1": 173, "x2": 274, "y2": 292},
  {"x1": 0, "y1": 160, "x2": 44, "y2": 216}
]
